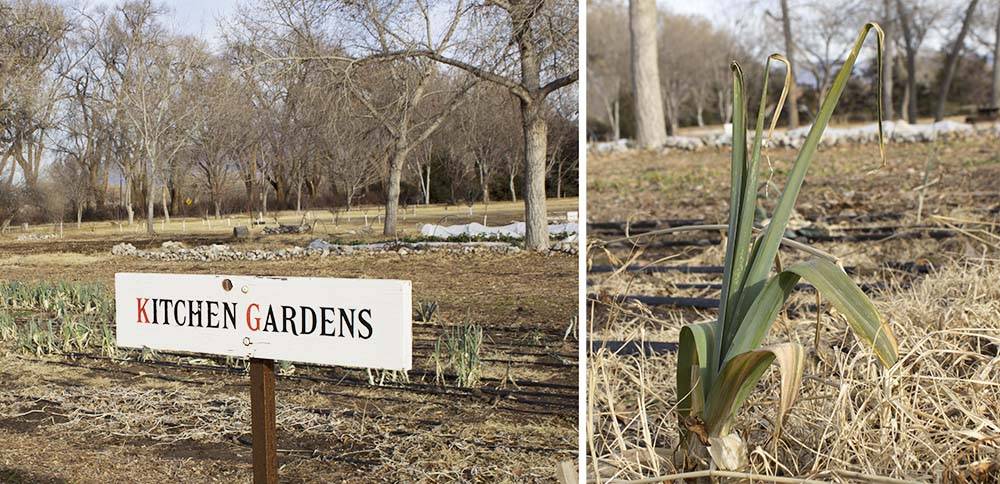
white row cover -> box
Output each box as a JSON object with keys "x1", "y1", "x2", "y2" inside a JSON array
[
  {"x1": 590, "y1": 120, "x2": 993, "y2": 152},
  {"x1": 420, "y1": 221, "x2": 578, "y2": 239}
]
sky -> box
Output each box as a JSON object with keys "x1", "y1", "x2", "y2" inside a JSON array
[
  {"x1": 86, "y1": 0, "x2": 241, "y2": 46},
  {"x1": 658, "y1": 0, "x2": 718, "y2": 20}
]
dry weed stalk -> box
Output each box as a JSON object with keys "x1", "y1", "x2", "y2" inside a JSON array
[{"x1": 588, "y1": 260, "x2": 1000, "y2": 482}]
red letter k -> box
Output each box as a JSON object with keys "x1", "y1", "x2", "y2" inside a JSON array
[{"x1": 136, "y1": 298, "x2": 150, "y2": 323}]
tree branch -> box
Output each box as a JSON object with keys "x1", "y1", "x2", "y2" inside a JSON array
[{"x1": 541, "y1": 69, "x2": 579, "y2": 97}]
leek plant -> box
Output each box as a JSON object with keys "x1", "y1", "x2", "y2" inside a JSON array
[
  {"x1": 434, "y1": 323, "x2": 483, "y2": 388},
  {"x1": 675, "y1": 23, "x2": 899, "y2": 470}
]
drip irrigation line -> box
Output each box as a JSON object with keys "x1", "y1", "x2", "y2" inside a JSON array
[
  {"x1": 589, "y1": 282, "x2": 900, "y2": 306},
  {"x1": 45, "y1": 355, "x2": 579, "y2": 414},
  {"x1": 587, "y1": 212, "x2": 907, "y2": 234},
  {"x1": 589, "y1": 340, "x2": 678, "y2": 356},
  {"x1": 589, "y1": 264, "x2": 723, "y2": 274},
  {"x1": 588, "y1": 218, "x2": 706, "y2": 231},
  {"x1": 589, "y1": 261, "x2": 931, "y2": 276},
  {"x1": 594, "y1": 469, "x2": 831, "y2": 484},
  {"x1": 599, "y1": 228, "x2": 957, "y2": 251},
  {"x1": 47, "y1": 351, "x2": 578, "y2": 407},
  {"x1": 600, "y1": 295, "x2": 720, "y2": 309},
  {"x1": 593, "y1": 224, "x2": 839, "y2": 262},
  {"x1": 413, "y1": 334, "x2": 575, "y2": 352},
  {"x1": 410, "y1": 340, "x2": 575, "y2": 359},
  {"x1": 413, "y1": 321, "x2": 570, "y2": 337}
]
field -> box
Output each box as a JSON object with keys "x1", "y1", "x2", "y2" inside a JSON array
[
  {"x1": 10, "y1": 198, "x2": 580, "y2": 242},
  {"x1": 587, "y1": 138, "x2": 1000, "y2": 481},
  {"x1": 0, "y1": 199, "x2": 579, "y2": 483}
]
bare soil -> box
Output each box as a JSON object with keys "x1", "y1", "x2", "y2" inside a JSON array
[{"x1": 0, "y1": 212, "x2": 578, "y2": 483}]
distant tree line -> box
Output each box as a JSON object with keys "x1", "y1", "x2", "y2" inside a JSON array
[
  {"x1": 588, "y1": 0, "x2": 1000, "y2": 142},
  {"x1": 1, "y1": 0, "x2": 578, "y2": 249}
]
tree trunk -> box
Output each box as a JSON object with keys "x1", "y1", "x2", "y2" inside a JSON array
[
  {"x1": 295, "y1": 185, "x2": 300, "y2": 213},
  {"x1": 215, "y1": 200, "x2": 222, "y2": 219},
  {"x1": 780, "y1": 0, "x2": 800, "y2": 128},
  {"x1": 124, "y1": 176, "x2": 135, "y2": 225},
  {"x1": 479, "y1": 164, "x2": 490, "y2": 204},
  {"x1": 509, "y1": 171, "x2": 517, "y2": 202},
  {"x1": 383, "y1": 149, "x2": 406, "y2": 236},
  {"x1": 556, "y1": 158, "x2": 564, "y2": 198},
  {"x1": 696, "y1": 101, "x2": 705, "y2": 127},
  {"x1": 717, "y1": 88, "x2": 726, "y2": 124},
  {"x1": 521, "y1": 102, "x2": 548, "y2": 251},
  {"x1": 262, "y1": 183, "x2": 268, "y2": 216},
  {"x1": 145, "y1": 175, "x2": 155, "y2": 236},
  {"x1": 992, "y1": 5, "x2": 1000, "y2": 108},
  {"x1": 934, "y1": 0, "x2": 980, "y2": 121},
  {"x1": 424, "y1": 165, "x2": 431, "y2": 205},
  {"x1": 76, "y1": 203, "x2": 83, "y2": 229},
  {"x1": 629, "y1": 0, "x2": 667, "y2": 148},
  {"x1": 896, "y1": 0, "x2": 919, "y2": 123},
  {"x1": 665, "y1": 93, "x2": 679, "y2": 136},
  {"x1": 161, "y1": 186, "x2": 170, "y2": 224},
  {"x1": 271, "y1": 178, "x2": 287, "y2": 209},
  {"x1": 168, "y1": 182, "x2": 179, "y2": 216},
  {"x1": 901, "y1": 80, "x2": 910, "y2": 121},
  {"x1": 882, "y1": 0, "x2": 896, "y2": 121},
  {"x1": 612, "y1": 99, "x2": 621, "y2": 140}
]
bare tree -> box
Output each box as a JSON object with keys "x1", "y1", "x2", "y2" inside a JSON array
[
  {"x1": 408, "y1": 140, "x2": 434, "y2": 206},
  {"x1": 877, "y1": 0, "x2": 896, "y2": 120},
  {"x1": 587, "y1": 2, "x2": 628, "y2": 140},
  {"x1": 895, "y1": 0, "x2": 919, "y2": 122},
  {"x1": 934, "y1": 0, "x2": 981, "y2": 121},
  {"x1": 795, "y1": 1, "x2": 863, "y2": 116},
  {"x1": 190, "y1": 66, "x2": 247, "y2": 219},
  {"x1": 63, "y1": 66, "x2": 113, "y2": 215},
  {"x1": 0, "y1": 183, "x2": 25, "y2": 231},
  {"x1": 452, "y1": 85, "x2": 521, "y2": 204},
  {"x1": 779, "y1": 0, "x2": 800, "y2": 128},
  {"x1": 116, "y1": 1, "x2": 204, "y2": 234},
  {"x1": 993, "y1": 3, "x2": 1000, "y2": 108},
  {"x1": 398, "y1": 0, "x2": 578, "y2": 250},
  {"x1": 658, "y1": 13, "x2": 723, "y2": 134},
  {"x1": 1, "y1": 0, "x2": 578, "y2": 234},
  {"x1": 1, "y1": 0, "x2": 69, "y2": 194},
  {"x1": 318, "y1": 92, "x2": 382, "y2": 212},
  {"x1": 342, "y1": 1, "x2": 475, "y2": 236},
  {"x1": 630, "y1": 0, "x2": 666, "y2": 145},
  {"x1": 896, "y1": 0, "x2": 947, "y2": 123},
  {"x1": 50, "y1": 155, "x2": 89, "y2": 226}
]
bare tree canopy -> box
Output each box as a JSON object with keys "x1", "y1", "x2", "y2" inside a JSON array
[
  {"x1": 588, "y1": 0, "x2": 1000, "y2": 137},
  {"x1": 0, "y1": 0, "x2": 578, "y2": 241}
]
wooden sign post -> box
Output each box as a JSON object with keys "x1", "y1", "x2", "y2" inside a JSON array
[
  {"x1": 250, "y1": 358, "x2": 278, "y2": 484},
  {"x1": 114, "y1": 273, "x2": 412, "y2": 483}
]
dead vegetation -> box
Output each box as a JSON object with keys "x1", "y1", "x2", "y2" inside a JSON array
[
  {"x1": 0, "y1": 234, "x2": 577, "y2": 482},
  {"x1": 588, "y1": 136, "x2": 1000, "y2": 481},
  {"x1": 589, "y1": 258, "x2": 1000, "y2": 482}
]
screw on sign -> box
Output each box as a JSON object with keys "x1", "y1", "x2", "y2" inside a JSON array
[{"x1": 116, "y1": 273, "x2": 413, "y2": 483}]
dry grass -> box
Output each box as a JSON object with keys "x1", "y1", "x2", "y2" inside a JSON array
[
  {"x1": 588, "y1": 131, "x2": 1000, "y2": 482},
  {"x1": 588, "y1": 138, "x2": 1000, "y2": 224},
  {"x1": 588, "y1": 258, "x2": 1000, "y2": 482},
  {"x1": 2, "y1": 198, "x2": 580, "y2": 243}
]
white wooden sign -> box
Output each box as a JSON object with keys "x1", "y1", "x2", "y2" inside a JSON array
[{"x1": 115, "y1": 273, "x2": 412, "y2": 370}]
